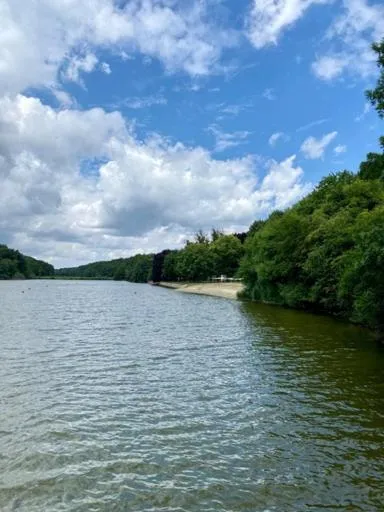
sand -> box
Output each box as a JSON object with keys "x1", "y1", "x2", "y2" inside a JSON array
[{"x1": 156, "y1": 281, "x2": 244, "y2": 300}]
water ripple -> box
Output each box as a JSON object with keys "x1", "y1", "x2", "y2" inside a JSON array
[{"x1": 0, "y1": 280, "x2": 384, "y2": 511}]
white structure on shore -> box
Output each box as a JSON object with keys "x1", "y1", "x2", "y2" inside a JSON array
[{"x1": 210, "y1": 275, "x2": 242, "y2": 283}]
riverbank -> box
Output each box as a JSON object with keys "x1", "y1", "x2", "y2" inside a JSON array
[{"x1": 155, "y1": 281, "x2": 244, "y2": 299}]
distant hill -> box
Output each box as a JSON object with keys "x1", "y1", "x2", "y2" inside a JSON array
[
  {"x1": 55, "y1": 253, "x2": 153, "y2": 283},
  {"x1": 0, "y1": 244, "x2": 54, "y2": 279}
]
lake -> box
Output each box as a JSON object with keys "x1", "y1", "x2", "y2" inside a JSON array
[{"x1": 1, "y1": 280, "x2": 383, "y2": 511}]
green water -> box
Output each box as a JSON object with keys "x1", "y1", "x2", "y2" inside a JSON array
[{"x1": 0, "y1": 280, "x2": 383, "y2": 511}]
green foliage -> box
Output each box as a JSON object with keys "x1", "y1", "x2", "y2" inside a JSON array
[
  {"x1": 366, "y1": 38, "x2": 384, "y2": 148},
  {"x1": 194, "y1": 229, "x2": 210, "y2": 244},
  {"x1": 57, "y1": 260, "x2": 122, "y2": 279},
  {"x1": 159, "y1": 232, "x2": 246, "y2": 282},
  {"x1": 0, "y1": 244, "x2": 54, "y2": 279},
  {"x1": 241, "y1": 168, "x2": 384, "y2": 334},
  {"x1": 241, "y1": 40, "x2": 384, "y2": 334},
  {"x1": 176, "y1": 242, "x2": 214, "y2": 281},
  {"x1": 162, "y1": 251, "x2": 180, "y2": 281},
  {"x1": 58, "y1": 254, "x2": 153, "y2": 283},
  {"x1": 55, "y1": 227, "x2": 245, "y2": 285},
  {"x1": 211, "y1": 228, "x2": 224, "y2": 242},
  {"x1": 25, "y1": 255, "x2": 54, "y2": 277},
  {"x1": 366, "y1": 39, "x2": 384, "y2": 119},
  {"x1": 211, "y1": 234, "x2": 244, "y2": 277},
  {"x1": 0, "y1": 257, "x2": 19, "y2": 279},
  {"x1": 358, "y1": 152, "x2": 384, "y2": 181},
  {"x1": 338, "y1": 207, "x2": 384, "y2": 331},
  {"x1": 113, "y1": 264, "x2": 126, "y2": 281},
  {"x1": 248, "y1": 219, "x2": 266, "y2": 235},
  {"x1": 125, "y1": 254, "x2": 153, "y2": 283}
]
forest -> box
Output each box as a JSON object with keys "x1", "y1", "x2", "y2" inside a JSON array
[
  {"x1": 0, "y1": 244, "x2": 54, "y2": 279},
  {"x1": 56, "y1": 254, "x2": 153, "y2": 283},
  {"x1": 152, "y1": 231, "x2": 246, "y2": 283},
  {"x1": 240, "y1": 39, "x2": 384, "y2": 334}
]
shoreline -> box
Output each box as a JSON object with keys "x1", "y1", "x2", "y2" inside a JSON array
[{"x1": 154, "y1": 281, "x2": 244, "y2": 300}]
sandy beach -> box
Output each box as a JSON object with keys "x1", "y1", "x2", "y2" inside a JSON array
[{"x1": 156, "y1": 281, "x2": 244, "y2": 299}]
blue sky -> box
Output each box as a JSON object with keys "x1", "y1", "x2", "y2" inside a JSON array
[{"x1": 0, "y1": 0, "x2": 383, "y2": 266}]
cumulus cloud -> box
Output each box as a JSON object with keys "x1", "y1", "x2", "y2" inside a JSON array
[
  {"x1": 62, "y1": 53, "x2": 99, "y2": 84},
  {"x1": 300, "y1": 131, "x2": 338, "y2": 159},
  {"x1": 312, "y1": 0, "x2": 384, "y2": 80},
  {"x1": 311, "y1": 55, "x2": 348, "y2": 80},
  {"x1": 0, "y1": 95, "x2": 311, "y2": 266},
  {"x1": 0, "y1": 0, "x2": 237, "y2": 96},
  {"x1": 246, "y1": 0, "x2": 327, "y2": 49}
]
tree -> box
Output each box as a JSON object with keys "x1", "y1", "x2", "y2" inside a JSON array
[
  {"x1": 358, "y1": 152, "x2": 384, "y2": 181},
  {"x1": 366, "y1": 38, "x2": 384, "y2": 147},
  {"x1": 162, "y1": 251, "x2": 180, "y2": 281},
  {"x1": 176, "y1": 243, "x2": 214, "y2": 281},
  {"x1": 211, "y1": 228, "x2": 224, "y2": 242},
  {"x1": 338, "y1": 207, "x2": 384, "y2": 336},
  {"x1": 113, "y1": 264, "x2": 126, "y2": 281},
  {"x1": 152, "y1": 250, "x2": 171, "y2": 282},
  {"x1": 210, "y1": 235, "x2": 244, "y2": 277},
  {"x1": 194, "y1": 229, "x2": 209, "y2": 244},
  {"x1": 0, "y1": 258, "x2": 18, "y2": 279},
  {"x1": 241, "y1": 163, "x2": 384, "y2": 334},
  {"x1": 0, "y1": 244, "x2": 53, "y2": 279}
]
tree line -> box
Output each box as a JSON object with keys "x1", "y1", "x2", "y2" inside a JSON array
[
  {"x1": 0, "y1": 244, "x2": 54, "y2": 279},
  {"x1": 56, "y1": 254, "x2": 153, "y2": 283},
  {"x1": 152, "y1": 230, "x2": 246, "y2": 282},
  {"x1": 241, "y1": 39, "x2": 384, "y2": 336},
  {"x1": 54, "y1": 231, "x2": 246, "y2": 283}
]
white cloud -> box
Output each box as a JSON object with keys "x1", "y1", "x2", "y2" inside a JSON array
[
  {"x1": 213, "y1": 99, "x2": 256, "y2": 118},
  {"x1": 208, "y1": 125, "x2": 252, "y2": 152},
  {"x1": 100, "y1": 62, "x2": 112, "y2": 75},
  {"x1": 119, "y1": 95, "x2": 168, "y2": 109},
  {"x1": 261, "y1": 155, "x2": 311, "y2": 209},
  {"x1": 52, "y1": 89, "x2": 75, "y2": 107},
  {"x1": 300, "y1": 131, "x2": 338, "y2": 159},
  {"x1": 312, "y1": 0, "x2": 384, "y2": 80},
  {"x1": 269, "y1": 132, "x2": 288, "y2": 146},
  {"x1": 334, "y1": 144, "x2": 347, "y2": 154},
  {"x1": 263, "y1": 88, "x2": 276, "y2": 101},
  {"x1": 246, "y1": 0, "x2": 327, "y2": 49},
  {"x1": 296, "y1": 118, "x2": 328, "y2": 132},
  {"x1": 0, "y1": 0, "x2": 238, "y2": 96},
  {"x1": 312, "y1": 55, "x2": 348, "y2": 80},
  {"x1": 355, "y1": 102, "x2": 370, "y2": 121},
  {"x1": 0, "y1": 95, "x2": 310, "y2": 266},
  {"x1": 63, "y1": 52, "x2": 99, "y2": 84},
  {"x1": 221, "y1": 104, "x2": 245, "y2": 116}
]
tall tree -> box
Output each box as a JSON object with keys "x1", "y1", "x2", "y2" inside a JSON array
[{"x1": 366, "y1": 38, "x2": 384, "y2": 147}]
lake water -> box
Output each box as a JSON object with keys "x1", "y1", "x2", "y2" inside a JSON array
[{"x1": 1, "y1": 280, "x2": 384, "y2": 511}]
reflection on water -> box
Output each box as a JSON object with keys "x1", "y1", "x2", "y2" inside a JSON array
[{"x1": 0, "y1": 280, "x2": 383, "y2": 511}]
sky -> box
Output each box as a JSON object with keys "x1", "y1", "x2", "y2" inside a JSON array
[{"x1": 0, "y1": 0, "x2": 383, "y2": 268}]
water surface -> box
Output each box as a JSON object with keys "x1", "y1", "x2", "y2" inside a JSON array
[{"x1": 1, "y1": 280, "x2": 383, "y2": 511}]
